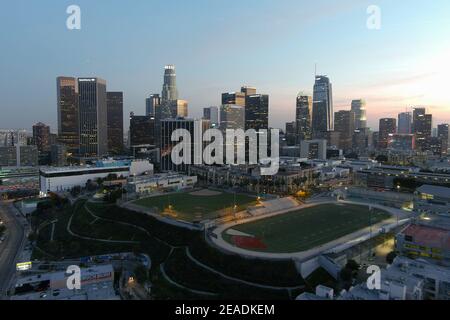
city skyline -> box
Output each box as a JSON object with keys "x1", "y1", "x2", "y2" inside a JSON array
[
  {"x1": 1, "y1": 0, "x2": 450, "y2": 306},
  {"x1": 1, "y1": 0, "x2": 450, "y2": 131}
]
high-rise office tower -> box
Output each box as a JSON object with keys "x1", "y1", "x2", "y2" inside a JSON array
[
  {"x1": 220, "y1": 105, "x2": 245, "y2": 131},
  {"x1": 203, "y1": 107, "x2": 219, "y2": 127},
  {"x1": 312, "y1": 76, "x2": 333, "y2": 138},
  {"x1": 129, "y1": 112, "x2": 156, "y2": 147},
  {"x1": 398, "y1": 112, "x2": 412, "y2": 134},
  {"x1": 353, "y1": 128, "x2": 372, "y2": 154},
  {"x1": 50, "y1": 144, "x2": 68, "y2": 166},
  {"x1": 334, "y1": 110, "x2": 355, "y2": 151},
  {"x1": 285, "y1": 122, "x2": 297, "y2": 146},
  {"x1": 106, "y1": 92, "x2": 124, "y2": 155},
  {"x1": 412, "y1": 108, "x2": 432, "y2": 151},
  {"x1": 245, "y1": 94, "x2": 269, "y2": 131},
  {"x1": 378, "y1": 118, "x2": 397, "y2": 149},
  {"x1": 372, "y1": 132, "x2": 379, "y2": 150},
  {"x1": 78, "y1": 78, "x2": 108, "y2": 157},
  {"x1": 0, "y1": 130, "x2": 28, "y2": 147},
  {"x1": 146, "y1": 94, "x2": 161, "y2": 117},
  {"x1": 388, "y1": 134, "x2": 415, "y2": 151},
  {"x1": 295, "y1": 93, "x2": 313, "y2": 143},
  {"x1": 428, "y1": 137, "x2": 443, "y2": 156},
  {"x1": 32, "y1": 122, "x2": 51, "y2": 154},
  {"x1": 0, "y1": 145, "x2": 38, "y2": 167},
  {"x1": 169, "y1": 100, "x2": 188, "y2": 118},
  {"x1": 241, "y1": 86, "x2": 257, "y2": 96},
  {"x1": 221, "y1": 92, "x2": 246, "y2": 107},
  {"x1": 161, "y1": 65, "x2": 178, "y2": 102},
  {"x1": 437, "y1": 124, "x2": 449, "y2": 155},
  {"x1": 351, "y1": 100, "x2": 367, "y2": 129},
  {"x1": 56, "y1": 76, "x2": 79, "y2": 153},
  {"x1": 160, "y1": 118, "x2": 210, "y2": 172}
]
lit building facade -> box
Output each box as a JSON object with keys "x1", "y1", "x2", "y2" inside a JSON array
[
  {"x1": 56, "y1": 77, "x2": 79, "y2": 153},
  {"x1": 312, "y1": 76, "x2": 333, "y2": 138},
  {"x1": 295, "y1": 93, "x2": 313, "y2": 143}
]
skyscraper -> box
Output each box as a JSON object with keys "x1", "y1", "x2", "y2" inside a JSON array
[
  {"x1": 312, "y1": 76, "x2": 333, "y2": 138},
  {"x1": 412, "y1": 108, "x2": 432, "y2": 151},
  {"x1": 437, "y1": 124, "x2": 449, "y2": 155},
  {"x1": 351, "y1": 100, "x2": 367, "y2": 129},
  {"x1": 146, "y1": 94, "x2": 161, "y2": 117},
  {"x1": 221, "y1": 92, "x2": 246, "y2": 107},
  {"x1": 378, "y1": 118, "x2": 397, "y2": 149},
  {"x1": 285, "y1": 122, "x2": 297, "y2": 146},
  {"x1": 107, "y1": 92, "x2": 124, "y2": 155},
  {"x1": 161, "y1": 65, "x2": 178, "y2": 102},
  {"x1": 388, "y1": 134, "x2": 415, "y2": 151},
  {"x1": 398, "y1": 112, "x2": 412, "y2": 134},
  {"x1": 295, "y1": 93, "x2": 313, "y2": 143},
  {"x1": 160, "y1": 118, "x2": 210, "y2": 172},
  {"x1": 245, "y1": 94, "x2": 269, "y2": 131},
  {"x1": 32, "y1": 122, "x2": 50, "y2": 154},
  {"x1": 50, "y1": 144, "x2": 67, "y2": 166},
  {"x1": 56, "y1": 76, "x2": 79, "y2": 153},
  {"x1": 129, "y1": 112, "x2": 156, "y2": 147},
  {"x1": 169, "y1": 100, "x2": 188, "y2": 118},
  {"x1": 352, "y1": 127, "x2": 372, "y2": 155},
  {"x1": 0, "y1": 130, "x2": 27, "y2": 147},
  {"x1": 203, "y1": 106, "x2": 219, "y2": 127},
  {"x1": 220, "y1": 105, "x2": 245, "y2": 131},
  {"x1": 241, "y1": 86, "x2": 257, "y2": 96},
  {"x1": 334, "y1": 110, "x2": 355, "y2": 151},
  {"x1": 78, "y1": 78, "x2": 108, "y2": 157},
  {"x1": 0, "y1": 145, "x2": 38, "y2": 167}
]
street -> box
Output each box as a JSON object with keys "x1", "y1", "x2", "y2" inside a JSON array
[{"x1": 0, "y1": 201, "x2": 26, "y2": 298}]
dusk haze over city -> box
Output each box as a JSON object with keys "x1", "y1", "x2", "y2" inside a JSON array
[{"x1": 0, "y1": 0, "x2": 449, "y2": 315}]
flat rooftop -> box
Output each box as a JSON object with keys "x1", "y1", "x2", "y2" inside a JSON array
[
  {"x1": 15, "y1": 264, "x2": 114, "y2": 286},
  {"x1": 11, "y1": 282, "x2": 119, "y2": 301},
  {"x1": 40, "y1": 164, "x2": 130, "y2": 174},
  {"x1": 416, "y1": 185, "x2": 450, "y2": 199}
]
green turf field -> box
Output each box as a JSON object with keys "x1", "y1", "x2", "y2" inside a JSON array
[
  {"x1": 133, "y1": 191, "x2": 257, "y2": 222},
  {"x1": 224, "y1": 203, "x2": 391, "y2": 253}
]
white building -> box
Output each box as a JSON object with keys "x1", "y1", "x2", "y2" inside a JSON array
[
  {"x1": 299, "y1": 256, "x2": 450, "y2": 301},
  {"x1": 12, "y1": 264, "x2": 119, "y2": 300},
  {"x1": 127, "y1": 173, "x2": 197, "y2": 195},
  {"x1": 39, "y1": 160, "x2": 153, "y2": 195},
  {"x1": 341, "y1": 256, "x2": 450, "y2": 300}
]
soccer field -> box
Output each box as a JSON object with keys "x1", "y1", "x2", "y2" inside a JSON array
[
  {"x1": 224, "y1": 203, "x2": 391, "y2": 253},
  {"x1": 133, "y1": 190, "x2": 257, "y2": 222}
]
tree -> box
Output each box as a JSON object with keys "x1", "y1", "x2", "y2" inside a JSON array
[
  {"x1": 134, "y1": 265, "x2": 149, "y2": 284},
  {"x1": 27, "y1": 232, "x2": 37, "y2": 242},
  {"x1": 0, "y1": 225, "x2": 6, "y2": 237},
  {"x1": 70, "y1": 186, "x2": 81, "y2": 197},
  {"x1": 375, "y1": 155, "x2": 388, "y2": 163},
  {"x1": 346, "y1": 259, "x2": 360, "y2": 272},
  {"x1": 105, "y1": 188, "x2": 123, "y2": 203},
  {"x1": 386, "y1": 251, "x2": 397, "y2": 264},
  {"x1": 340, "y1": 267, "x2": 353, "y2": 282}
]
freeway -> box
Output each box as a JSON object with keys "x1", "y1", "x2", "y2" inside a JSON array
[{"x1": 0, "y1": 201, "x2": 26, "y2": 298}]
